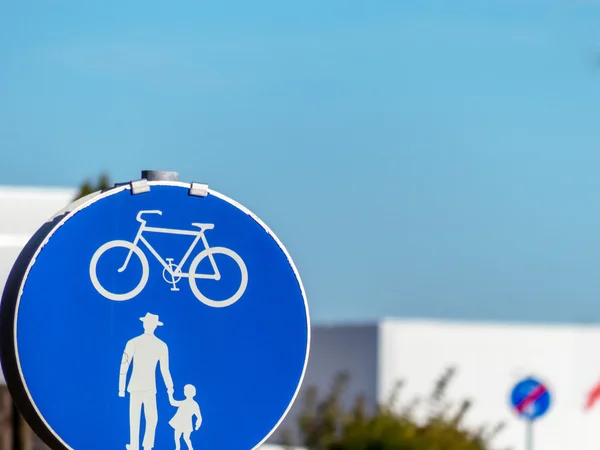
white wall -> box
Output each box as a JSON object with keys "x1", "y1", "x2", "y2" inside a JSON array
[
  {"x1": 0, "y1": 186, "x2": 76, "y2": 235},
  {"x1": 0, "y1": 186, "x2": 76, "y2": 385},
  {"x1": 0, "y1": 186, "x2": 76, "y2": 288},
  {"x1": 379, "y1": 318, "x2": 600, "y2": 450}
]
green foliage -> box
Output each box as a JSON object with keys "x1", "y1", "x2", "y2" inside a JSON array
[
  {"x1": 285, "y1": 366, "x2": 506, "y2": 450},
  {"x1": 74, "y1": 172, "x2": 111, "y2": 200}
]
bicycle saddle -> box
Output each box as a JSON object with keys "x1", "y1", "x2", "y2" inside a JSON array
[{"x1": 191, "y1": 223, "x2": 215, "y2": 230}]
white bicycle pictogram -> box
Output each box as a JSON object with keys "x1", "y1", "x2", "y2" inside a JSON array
[{"x1": 89, "y1": 210, "x2": 248, "y2": 308}]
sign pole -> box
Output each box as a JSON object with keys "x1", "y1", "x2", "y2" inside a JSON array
[
  {"x1": 11, "y1": 402, "x2": 21, "y2": 450},
  {"x1": 526, "y1": 419, "x2": 533, "y2": 450},
  {"x1": 141, "y1": 169, "x2": 180, "y2": 181}
]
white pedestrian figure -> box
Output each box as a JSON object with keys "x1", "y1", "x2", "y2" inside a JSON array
[
  {"x1": 119, "y1": 312, "x2": 174, "y2": 450},
  {"x1": 168, "y1": 384, "x2": 202, "y2": 450}
]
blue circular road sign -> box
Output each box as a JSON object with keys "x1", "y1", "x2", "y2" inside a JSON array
[
  {"x1": 509, "y1": 377, "x2": 551, "y2": 421},
  {"x1": 0, "y1": 180, "x2": 310, "y2": 450}
]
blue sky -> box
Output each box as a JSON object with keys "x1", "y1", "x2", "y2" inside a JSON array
[{"x1": 1, "y1": 0, "x2": 600, "y2": 324}]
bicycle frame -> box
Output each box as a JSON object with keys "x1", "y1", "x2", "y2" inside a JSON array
[{"x1": 118, "y1": 214, "x2": 220, "y2": 280}]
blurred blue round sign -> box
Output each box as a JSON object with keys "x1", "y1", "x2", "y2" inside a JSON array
[
  {"x1": 0, "y1": 180, "x2": 310, "y2": 450},
  {"x1": 509, "y1": 377, "x2": 551, "y2": 421}
]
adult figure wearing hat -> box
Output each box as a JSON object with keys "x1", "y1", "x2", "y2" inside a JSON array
[{"x1": 119, "y1": 312, "x2": 174, "y2": 450}]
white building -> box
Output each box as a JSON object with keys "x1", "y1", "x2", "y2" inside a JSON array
[
  {"x1": 2, "y1": 185, "x2": 600, "y2": 450},
  {"x1": 275, "y1": 319, "x2": 600, "y2": 450}
]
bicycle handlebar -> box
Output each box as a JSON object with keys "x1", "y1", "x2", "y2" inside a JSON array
[{"x1": 136, "y1": 210, "x2": 163, "y2": 222}]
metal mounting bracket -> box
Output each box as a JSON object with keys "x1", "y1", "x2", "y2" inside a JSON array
[
  {"x1": 130, "y1": 179, "x2": 150, "y2": 195},
  {"x1": 189, "y1": 182, "x2": 209, "y2": 197}
]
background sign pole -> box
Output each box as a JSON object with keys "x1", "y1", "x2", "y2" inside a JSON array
[{"x1": 526, "y1": 419, "x2": 533, "y2": 450}]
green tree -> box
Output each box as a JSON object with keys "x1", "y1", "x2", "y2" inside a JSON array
[
  {"x1": 74, "y1": 172, "x2": 111, "y2": 201},
  {"x1": 283, "y1": 366, "x2": 506, "y2": 450}
]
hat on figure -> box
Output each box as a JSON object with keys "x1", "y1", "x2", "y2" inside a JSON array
[{"x1": 139, "y1": 312, "x2": 163, "y2": 326}]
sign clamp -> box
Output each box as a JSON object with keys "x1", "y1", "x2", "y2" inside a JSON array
[
  {"x1": 129, "y1": 179, "x2": 150, "y2": 195},
  {"x1": 128, "y1": 173, "x2": 209, "y2": 198},
  {"x1": 189, "y1": 182, "x2": 209, "y2": 197}
]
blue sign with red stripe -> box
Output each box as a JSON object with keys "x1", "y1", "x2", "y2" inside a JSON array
[{"x1": 510, "y1": 377, "x2": 551, "y2": 421}]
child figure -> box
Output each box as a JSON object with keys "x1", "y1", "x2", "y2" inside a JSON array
[{"x1": 169, "y1": 384, "x2": 202, "y2": 450}]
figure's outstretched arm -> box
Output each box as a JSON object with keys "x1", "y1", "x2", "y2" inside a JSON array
[
  {"x1": 159, "y1": 344, "x2": 174, "y2": 394},
  {"x1": 119, "y1": 341, "x2": 134, "y2": 396},
  {"x1": 169, "y1": 396, "x2": 182, "y2": 407}
]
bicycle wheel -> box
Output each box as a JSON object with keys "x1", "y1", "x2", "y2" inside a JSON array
[
  {"x1": 89, "y1": 240, "x2": 149, "y2": 301},
  {"x1": 188, "y1": 247, "x2": 248, "y2": 308}
]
